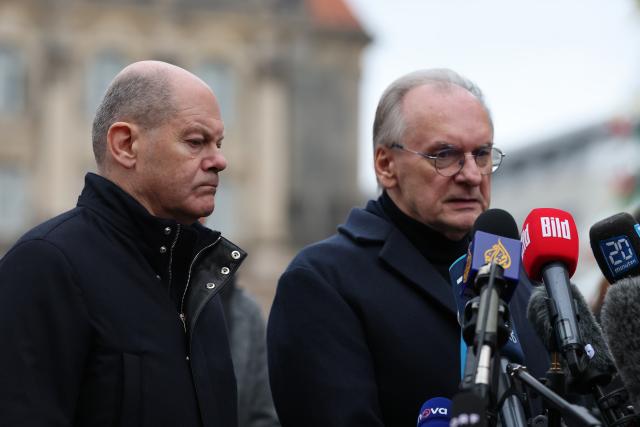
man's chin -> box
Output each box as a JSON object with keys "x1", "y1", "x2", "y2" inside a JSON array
[
  {"x1": 199, "y1": 205, "x2": 215, "y2": 218},
  {"x1": 188, "y1": 204, "x2": 215, "y2": 224},
  {"x1": 452, "y1": 209, "x2": 482, "y2": 227},
  {"x1": 440, "y1": 215, "x2": 481, "y2": 240}
]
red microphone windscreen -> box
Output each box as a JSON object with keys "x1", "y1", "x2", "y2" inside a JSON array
[{"x1": 521, "y1": 208, "x2": 579, "y2": 282}]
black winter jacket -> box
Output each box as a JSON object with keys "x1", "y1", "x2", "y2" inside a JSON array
[{"x1": 0, "y1": 173, "x2": 246, "y2": 426}]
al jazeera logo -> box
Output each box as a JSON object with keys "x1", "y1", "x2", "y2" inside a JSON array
[
  {"x1": 462, "y1": 238, "x2": 512, "y2": 283},
  {"x1": 484, "y1": 239, "x2": 511, "y2": 269},
  {"x1": 462, "y1": 249, "x2": 473, "y2": 283}
]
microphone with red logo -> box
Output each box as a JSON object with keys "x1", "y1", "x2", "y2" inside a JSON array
[
  {"x1": 521, "y1": 208, "x2": 583, "y2": 377},
  {"x1": 417, "y1": 397, "x2": 452, "y2": 427}
]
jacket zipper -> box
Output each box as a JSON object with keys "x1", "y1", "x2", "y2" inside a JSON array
[
  {"x1": 178, "y1": 235, "x2": 222, "y2": 333},
  {"x1": 167, "y1": 224, "x2": 181, "y2": 296}
]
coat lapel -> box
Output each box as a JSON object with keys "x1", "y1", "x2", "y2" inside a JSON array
[
  {"x1": 379, "y1": 228, "x2": 458, "y2": 316},
  {"x1": 339, "y1": 204, "x2": 458, "y2": 316}
]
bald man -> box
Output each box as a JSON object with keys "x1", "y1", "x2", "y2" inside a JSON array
[{"x1": 0, "y1": 61, "x2": 246, "y2": 426}]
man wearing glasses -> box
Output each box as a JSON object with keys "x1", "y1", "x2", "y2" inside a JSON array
[{"x1": 267, "y1": 69, "x2": 548, "y2": 426}]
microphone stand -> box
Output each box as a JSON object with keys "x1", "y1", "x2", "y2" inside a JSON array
[
  {"x1": 507, "y1": 363, "x2": 602, "y2": 427},
  {"x1": 540, "y1": 289, "x2": 637, "y2": 426},
  {"x1": 545, "y1": 352, "x2": 566, "y2": 427},
  {"x1": 496, "y1": 357, "x2": 528, "y2": 427},
  {"x1": 572, "y1": 367, "x2": 638, "y2": 427},
  {"x1": 457, "y1": 262, "x2": 529, "y2": 426},
  {"x1": 460, "y1": 264, "x2": 503, "y2": 394},
  {"x1": 542, "y1": 262, "x2": 583, "y2": 377}
]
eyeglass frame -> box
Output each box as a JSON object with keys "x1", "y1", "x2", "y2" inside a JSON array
[{"x1": 388, "y1": 142, "x2": 506, "y2": 177}]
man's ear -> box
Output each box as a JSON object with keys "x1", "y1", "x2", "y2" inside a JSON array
[
  {"x1": 374, "y1": 144, "x2": 397, "y2": 189},
  {"x1": 106, "y1": 122, "x2": 138, "y2": 169}
]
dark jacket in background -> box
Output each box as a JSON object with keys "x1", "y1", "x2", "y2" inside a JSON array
[
  {"x1": 221, "y1": 280, "x2": 281, "y2": 427},
  {"x1": 267, "y1": 200, "x2": 549, "y2": 427},
  {"x1": 0, "y1": 173, "x2": 246, "y2": 426}
]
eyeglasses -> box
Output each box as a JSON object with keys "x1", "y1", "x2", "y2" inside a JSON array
[{"x1": 389, "y1": 143, "x2": 505, "y2": 177}]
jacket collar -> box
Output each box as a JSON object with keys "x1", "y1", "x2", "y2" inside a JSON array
[
  {"x1": 338, "y1": 200, "x2": 457, "y2": 316},
  {"x1": 76, "y1": 173, "x2": 221, "y2": 275}
]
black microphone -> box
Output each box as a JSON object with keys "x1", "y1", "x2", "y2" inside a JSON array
[
  {"x1": 589, "y1": 212, "x2": 640, "y2": 284},
  {"x1": 589, "y1": 213, "x2": 640, "y2": 425},
  {"x1": 527, "y1": 283, "x2": 616, "y2": 381}
]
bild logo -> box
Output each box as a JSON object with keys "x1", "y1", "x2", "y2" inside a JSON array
[
  {"x1": 521, "y1": 223, "x2": 530, "y2": 253},
  {"x1": 540, "y1": 217, "x2": 571, "y2": 240}
]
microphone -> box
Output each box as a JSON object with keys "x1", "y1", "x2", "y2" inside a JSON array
[
  {"x1": 450, "y1": 209, "x2": 528, "y2": 426},
  {"x1": 589, "y1": 212, "x2": 640, "y2": 284},
  {"x1": 527, "y1": 283, "x2": 616, "y2": 381},
  {"x1": 589, "y1": 213, "x2": 640, "y2": 425},
  {"x1": 451, "y1": 209, "x2": 522, "y2": 366},
  {"x1": 457, "y1": 208, "x2": 522, "y2": 301},
  {"x1": 521, "y1": 208, "x2": 582, "y2": 375},
  {"x1": 601, "y1": 276, "x2": 640, "y2": 411},
  {"x1": 450, "y1": 208, "x2": 523, "y2": 357},
  {"x1": 592, "y1": 212, "x2": 640, "y2": 410},
  {"x1": 529, "y1": 279, "x2": 638, "y2": 425},
  {"x1": 450, "y1": 259, "x2": 524, "y2": 366},
  {"x1": 417, "y1": 397, "x2": 451, "y2": 427}
]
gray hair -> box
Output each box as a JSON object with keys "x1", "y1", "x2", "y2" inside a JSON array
[
  {"x1": 372, "y1": 68, "x2": 493, "y2": 150},
  {"x1": 91, "y1": 69, "x2": 177, "y2": 166}
]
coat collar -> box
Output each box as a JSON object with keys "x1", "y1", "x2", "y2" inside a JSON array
[
  {"x1": 76, "y1": 173, "x2": 221, "y2": 275},
  {"x1": 338, "y1": 200, "x2": 457, "y2": 316}
]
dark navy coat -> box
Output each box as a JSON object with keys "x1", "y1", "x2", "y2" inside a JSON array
[
  {"x1": 0, "y1": 173, "x2": 246, "y2": 426},
  {"x1": 267, "y1": 201, "x2": 548, "y2": 427}
]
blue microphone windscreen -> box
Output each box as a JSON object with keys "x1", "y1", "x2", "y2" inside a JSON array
[{"x1": 417, "y1": 396, "x2": 452, "y2": 427}]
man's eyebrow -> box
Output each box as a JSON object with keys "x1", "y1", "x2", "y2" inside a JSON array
[
  {"x1": 430, "y1": 141, "x2": 455, "y2": 150},
  {"x1": 182, "y1": 125, "x2": 221, "y2": 142},
  {"x1": 429, "y1": 141, "x2": 493, "y2": 150}
]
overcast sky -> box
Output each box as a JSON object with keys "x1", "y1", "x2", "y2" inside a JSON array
[{"x1": 346, "y1": 0, "x2": 640, "y2": 194}]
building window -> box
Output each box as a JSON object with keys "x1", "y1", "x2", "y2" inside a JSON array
[
  {"x1": 195, "y1": 61, "x2": 236, "y2": 127},
  {"x1": 0, "y1": 46, "x2": 25, "y2": 115},
  {"x1": 0, "y1": 168, "x2": 27, "y2": 239},
  {"x1": 85, "y1": 51, "x2": 127, "y2": 116}
]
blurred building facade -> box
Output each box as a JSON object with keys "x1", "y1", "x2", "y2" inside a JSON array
[
  {"x1": 0, "y1": 0, "x2": 370, "y2": 310},
  {"x1": 491, "y1": 118, "x2": 640, "y2": 298}
]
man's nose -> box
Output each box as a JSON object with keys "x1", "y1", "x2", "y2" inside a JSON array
[
  {"x1": 455, "y1": 152, "x2": 482, "y2": 184},
  {"x1": 202, "y1": 148, "x2": 227, "y2": 172}
]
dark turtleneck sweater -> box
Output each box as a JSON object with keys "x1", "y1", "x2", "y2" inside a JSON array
[{"x1": 379, "y1": 191, "x2": 469, "y2": 283}]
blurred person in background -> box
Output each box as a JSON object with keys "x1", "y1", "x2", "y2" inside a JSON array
[
  {"x1": 267, "y1": 68, "x2": 549, "y2": 426},
  {"x1": 0, "y1": 60, "x2": 245, "y2": 426},
  {"x1": 219, "y1": 276, "x2": 281, "y2": 427}
]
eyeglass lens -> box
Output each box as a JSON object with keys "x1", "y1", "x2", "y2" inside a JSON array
[{"x1": 436, "y1": 148, "x2": 502, "y2": 176}]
